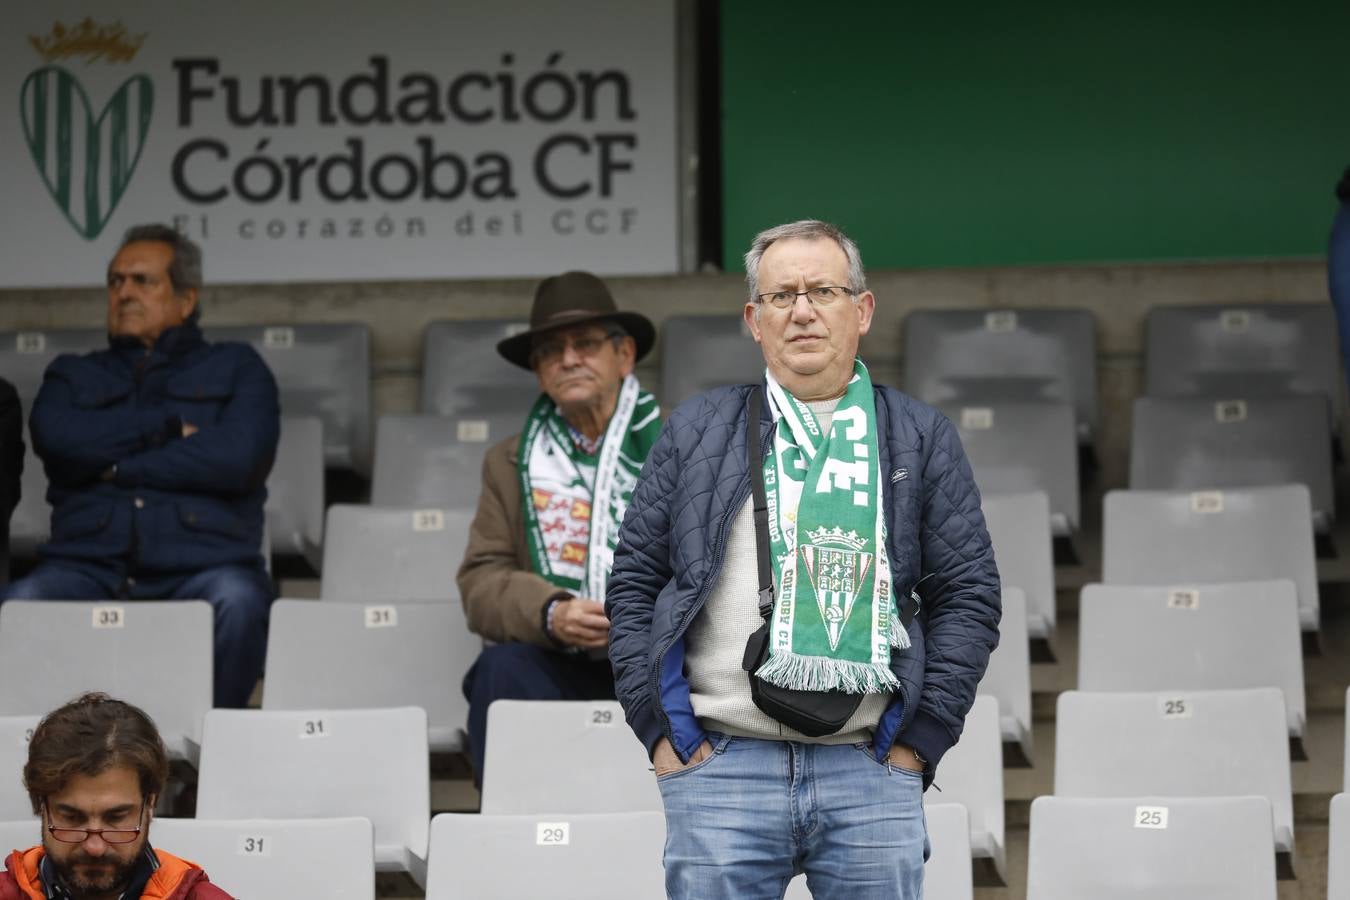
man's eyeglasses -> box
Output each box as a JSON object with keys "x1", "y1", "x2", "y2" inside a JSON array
[
  {"x1": 530, "y1": 331, "x2": 621, "y2": 367},
  {"x1": 44, "y1": 799, "x2": 146, "y2": 844},
  {"x1": 754, "y1": 286, "x2": 856, "y2": 310}
]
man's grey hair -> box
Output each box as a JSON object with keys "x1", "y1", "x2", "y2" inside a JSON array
[
  {"x1": 117, "y1": 224, "x2": 203, "y2": 296},
  {"x1": 742, "y1": 219, "x2": 867, "y2": 301}
]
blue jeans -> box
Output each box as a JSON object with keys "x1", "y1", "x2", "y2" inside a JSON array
[
  {"x1": 3, "y1": 562, "x2": 272, "y2": 708},
  {"x1": 658, "y1": 734, "x2": 928, "y2": 899}
]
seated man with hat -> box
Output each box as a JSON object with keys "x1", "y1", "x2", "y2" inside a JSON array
[{"x1": 457, "y1": 271, "x2": 659, "y2": 782}]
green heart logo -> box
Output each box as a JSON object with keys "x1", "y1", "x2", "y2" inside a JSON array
[{"x1": 20, "y1": 65, "x2": 154, "y2": 241}]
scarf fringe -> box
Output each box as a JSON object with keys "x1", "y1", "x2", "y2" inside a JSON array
[
  {"x1": 888, "y1": 611, "x2": 911, "y2": 651},
  {"x1": 755, "y1": 651, "x2": 903, "y2": 695}
]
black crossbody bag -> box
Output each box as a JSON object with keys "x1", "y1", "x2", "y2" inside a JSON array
[{"x1": 740, "y1": 385, "x2": 917, "y2": 736}]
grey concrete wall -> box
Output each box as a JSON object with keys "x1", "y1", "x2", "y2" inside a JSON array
[{"x1": 0, "y1": 256, "x2": 1331, "y2": 488}]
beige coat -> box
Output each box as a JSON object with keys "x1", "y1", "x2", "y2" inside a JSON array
[{"x1": 456, "y1": 434, "x2": 569, "y2": 646}]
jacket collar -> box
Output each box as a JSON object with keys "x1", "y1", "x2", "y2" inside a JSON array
[{"x1": 108, "y1": 321, "x2": 205, "y2": 365}]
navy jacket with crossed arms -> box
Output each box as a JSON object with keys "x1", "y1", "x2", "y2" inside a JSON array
[
  {"x1": 605, "y1": 383, "x2": 1001, "y2": 784},
  {"x1": 29, "y1": 321, "x2": 278, "y2": 576}
]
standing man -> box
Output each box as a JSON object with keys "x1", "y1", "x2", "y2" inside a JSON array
[
  {"x1": 608, "y1": 220, "x2": 1001, "y2": 898},
  {"x1": 2, "y1": 224, "x2": 279, "y2": 708},
  {"x1": 1, "y1": 692, "x2": 230, "y2": 899},
  {"x1": 458, "y1": 271, "x2": 660, "y2": 782},
  {"x1": 0, "y1": 378, "x2": 21, "y2": 585}
]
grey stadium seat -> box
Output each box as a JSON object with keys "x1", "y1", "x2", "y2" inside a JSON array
[
  {"x1": 419, "y1": 319, "x2": 538, "y2": 420},
  {"x1": 660, "y1": 314, "x2": 764, "y2": 411},
  {"x1": 903, "y1": 308, "x2": 1098, "y2": 445},
  {"x1": 944, "y1": 401, "x2": 1079, "y2": 535},
  {"x1": 196, "y1": 707, "x2": 429, "y2": 886},
  {"x1": 371, "y1": 414, "x2": 517, "y2": 511},
  {"x1": 1331, "y1": 793, "x2": 1349, "y2": 899},
  {"x1": 925, "y1": 695, "x2": 1005, "y2": 885},
  {"x1": 981, "y1": 492, "x2": 1056, "y2": 648},
  {"x1": 424, "y1": 812, "x2": 666, "y2": 900},
  {"x1": 205, "y1": 323, "x2": 372, "y2": 473},
  {"x1": 0, "y1": 601, "x2": 212, "y2": 763},
  {"x1": 263, "y1": 599, "x2": 479, "y2": 752},
  {"x1": 1143, "y1": 303, "x2": 1341, "y2": 429},
  {"x1": 152, "y1": 817, "x2": 376, "y2": 900},
  {"x1": 265, "y1": 415, "x2": 325, "y2": 566},
  {"x1": 0, "y1": 328, "x2": 105, "y2": 407},
  {"x1": 1102, "y1": 485, "x2": 1319, "y2": 633},
  {"x1": 0, "y1": 716, "x2": 39, "y2": 819},
  {"x1": 1078, "y1": 581, "x2": 1306, "y2": 742},
  {"x1": 976, "y1": 586, "x2": 1031, "y2": 766},
  {"x1": 1027, "y1": 795, "x2": 1276, "y2": 900},
  {"x1": 0, "y1": 820, "x2": 38, "y2": 857},
  {"x1": 480, "y1": 700, "x2": 660, "y2": 815},
  {"x1": 320, "y1": 505, "x2": 473, "y2": 603},
  {"x1": 1054, "y1": 688, "x2": 1293, "y2": 857},
  {"x1": 1129, "y1": 395, "x2": 1334, "y2": 532}
]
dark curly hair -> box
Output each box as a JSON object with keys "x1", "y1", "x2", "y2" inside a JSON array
[{"x1": 23, "y1": 692, "x2": 168, "y2": 814}]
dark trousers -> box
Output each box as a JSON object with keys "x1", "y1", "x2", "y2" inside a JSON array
[
  {"x1": 463, "y1": 642, "x2": 615, "y2": 784},
  {"x1": 3, "y1": 561, "x2": 273, "y2": 708}
]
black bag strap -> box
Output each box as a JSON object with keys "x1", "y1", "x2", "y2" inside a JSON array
[
  {"x1": 748, "y1": 385, "x2": 775, "y2": 622},
  {"x1": 747, "y1": 384, "x2": 918, "y2": 629}
]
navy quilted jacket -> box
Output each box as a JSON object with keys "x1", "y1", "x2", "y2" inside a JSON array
[
  {"x1": 30, "y1": 322, "x2": 278, "y2": 575},
  {"x1": 606, "y1": 383, "x2": 1000, "y2": 784}
]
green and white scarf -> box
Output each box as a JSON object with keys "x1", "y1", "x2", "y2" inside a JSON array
[
  {"x1": 519, "y1": 375, "x2": 661, "y2": 599},
  {"x1": 758, "y1": 360, "x2": 906, "y2": 694}
]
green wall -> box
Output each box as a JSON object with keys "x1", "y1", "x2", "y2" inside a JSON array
[{"x1": 721, "y1": 2, "x2": 1350, "y2": 269}]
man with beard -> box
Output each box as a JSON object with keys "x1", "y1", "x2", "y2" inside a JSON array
[{"x1": 0, "y1": 693, "x2": 231, "y2": 899}]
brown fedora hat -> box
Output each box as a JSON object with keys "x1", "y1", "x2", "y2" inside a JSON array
[{"x1": 497, "y1": 271, "x2": 655, "y2": 369}]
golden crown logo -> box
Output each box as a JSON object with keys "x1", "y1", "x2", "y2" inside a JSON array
[{"x1": 29, "y1": 19, "x2": 146, "y2": 64}]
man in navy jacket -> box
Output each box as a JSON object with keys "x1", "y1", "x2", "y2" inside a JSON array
[
  {"x1": 607, "y1": 220, "x2": 1000, "y2": 898},
  {"x1": 2, "y1": 225, "x2": 279, "y2": 708}
]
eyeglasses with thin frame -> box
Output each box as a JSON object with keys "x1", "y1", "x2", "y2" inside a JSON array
[
  {"x1": 754, "y1": 286, "x2": 856, "y2": 310},
  {"x1": 530, "y1": 330, "x2": 622, "y2": 367},
  {"x1": 44, "y1": 798, "x2": 146, "y2": 844}
]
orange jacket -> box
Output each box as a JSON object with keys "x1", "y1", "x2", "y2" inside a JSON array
[{"x1": 0, "y1": 846, "x2": 231, "y2": 900}]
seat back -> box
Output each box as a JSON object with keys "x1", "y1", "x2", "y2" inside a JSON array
[
  {"x1": 371, "y1": 414, "x2": 516, "y2": 511},
  {"x1": 903, "y1": 308, "x2": 1098, "y2": 444},
  {"x1": 424, "y1": 812, "x2": 666, "y2": 899},
  {"x1": 0, "y1": 601, "x2": 212, "y2": 759},
  {"x1": 419, "y1": 319, "x2": 537, "y2": 420},
  {"x1": 480, "y1": 700, "x2": 660, "y2": 815},
  {"x1": 1027, "y1": 795, "x2": 1276, "y2": 899},
  {"x1": 206, "y1": 323, "x2": 372, "y2": 473},
  {"x1": 1129, "y1": 395, "x2": 1334, "y2": 528},
  {"x1": 0, "y1": 717, "x2": 39, "y2": 819},
  {"x1": 976, "y1": 587, "x2": 1031, "y2": 756},
  {"x1": 152, "y1": 817, "x2": 376, "y2": 900},
  {"x1": 981, "y1": 492, "x2": 1055, "y2": 641},
  {"x1": 265, "y1": 415, "x2": 325, "y2": 562},
  {"x1": 1330, "y1": 793, "x2": 1349, "y2": 898},
  {"x1": 924, "y1": 695, "x2": 1004, "y2": 882},
  {"x1": 1078, "y1": 581, "x2": 1305, "y2": 736},
  {"x1": 320, "y1": 505, "x2": 473, "y2": 602},
  {"x1": 263, "y1": 599, "x2": 478, "y2": 751},
  {"x1": 944, "y1": 402, "x2": 1079, "y2": 533},
  {"x1": 1102, "y1": 485, "x2": 1319, "y2": 631},
  {"x1": 1143, "y1": 303, "x2": 1340, "y2": 426},
  {"x1": 1054, "y1": 688, "x2": 1292, "y2": 849},
  {"x1": 659, "y1": 315, "x2": 763, "y2": 411},
  {"x1": 196, "y1": 707, "x2": 429, "y2": 865},
  {"x1": 0, "y1": 820, "x2": 39, "y2": 859}
]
